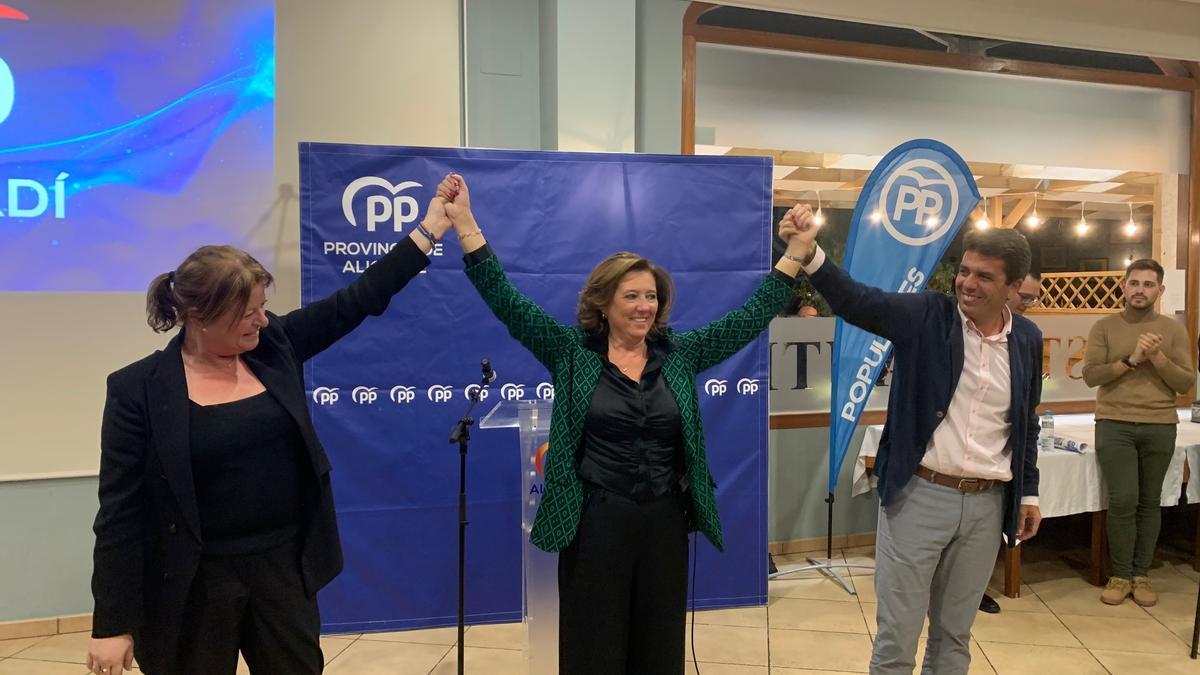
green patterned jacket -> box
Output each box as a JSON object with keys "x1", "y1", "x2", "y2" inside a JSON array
[{"x1": 465, "y1": 251, "x2": 794, "y2": 552}]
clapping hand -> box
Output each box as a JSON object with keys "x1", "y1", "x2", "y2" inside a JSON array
[
  {"x1": 1131, "y1": 332, "x2": 1163, "y2": 363},
  {"x1": 1140, "y1": 332, "x2": 1163, "y2": 358}
]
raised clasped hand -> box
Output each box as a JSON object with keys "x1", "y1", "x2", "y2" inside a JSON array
[
  {"x1": 779, "y1": 203, "x2": 819, "y2": 261},
  {"x1": 436, "y1": 173, "x2": 475, "y2": 231}
]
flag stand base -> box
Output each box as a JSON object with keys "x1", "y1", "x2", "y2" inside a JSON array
[{"x1": 767, "y1": 492, "x2": 875, "y2": 596}]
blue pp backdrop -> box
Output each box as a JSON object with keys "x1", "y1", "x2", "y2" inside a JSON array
[{"x1": 299, "y1": 144, "x2": 774, "y2": 632}]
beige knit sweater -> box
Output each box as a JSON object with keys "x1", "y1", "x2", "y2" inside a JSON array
[{"x1": 1082, "y1": 311, "x2": 1193, "y2": 424}]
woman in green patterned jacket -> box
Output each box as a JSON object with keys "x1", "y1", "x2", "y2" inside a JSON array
[{"x1": 437, "y1": 173, "x2": 813, "y2": 674}]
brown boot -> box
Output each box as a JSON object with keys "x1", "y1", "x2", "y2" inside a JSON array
[
  {"x1": 1101, "y1": 577, "x2": 1131, "y2": 605},
  {"x1": 1131, "y1": 576, "x2": 1158, "y2": 607}
]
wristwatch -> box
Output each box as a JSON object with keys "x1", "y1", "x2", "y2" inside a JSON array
[{"x1": 1121, "y1": 356, "x2": 1137, "y2": 369}]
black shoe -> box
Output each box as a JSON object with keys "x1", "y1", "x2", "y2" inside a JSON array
[
  {"x1": 768, "y1": 553, "x2": 778, "y2": 574},
  {"x1": 978, "y1": 593, "x2": 1000, "y2": 614}
]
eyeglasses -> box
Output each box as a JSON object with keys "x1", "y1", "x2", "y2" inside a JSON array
[{"x1": 1017, "y1": 292, "x2": 1040, "y2": 307}]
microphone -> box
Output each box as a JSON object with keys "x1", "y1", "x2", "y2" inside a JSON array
[{"x1": 480, "y1": 358, "x2": 497, "y2": 384}]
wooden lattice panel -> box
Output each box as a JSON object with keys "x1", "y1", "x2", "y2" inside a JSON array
[{"x1": 1030, "y1": 271, "x2": 1125, "y2": 314}]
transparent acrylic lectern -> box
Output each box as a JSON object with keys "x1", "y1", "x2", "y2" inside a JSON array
[{"x1": 480, "y1": 399, "x2": 557, "y2": 675}]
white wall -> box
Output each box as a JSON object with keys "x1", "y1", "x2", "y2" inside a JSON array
[
  {"x1": 698, "y1": 45, "x2": 1191, "y2": 174},
  {"x1": 553, "y1": 0, "x2": 638, "y2": 151}
]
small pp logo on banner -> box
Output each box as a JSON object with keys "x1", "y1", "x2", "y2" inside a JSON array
[
  {"x1": 880, "y1": 159, "x2": 960, "y2": 247},
  {"x1": 389, "y1": 385, "x2": 416, "y2": 404},
  {"x1": 351, "y1": 386, "x2": 378, "y2": 405},
  {"x1": 426, "y1": 385, "x2": 453, "y2": 403},
  {"x1": 736, "y1": 378, "x2": 760, "y2": 395},
  {"x1": 464, "y1": 384, "x2": 489, "y2": 401},
  {"x1": 500, "y1": 383, "x2": 525, "y2": 401},
  {"x1": 535, "y1": 382, "x2": 555, "y2": 400},
  {"x1": 312, "y1": 387, "x2": 339, "y2": 406},
  {"x1": 704, "y1": 379, "x2": 728, "y2": 397}
]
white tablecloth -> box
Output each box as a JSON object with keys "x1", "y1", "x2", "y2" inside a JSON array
[{"x1": 852, "y1": 410, "x2": 1200, "y2": 519}]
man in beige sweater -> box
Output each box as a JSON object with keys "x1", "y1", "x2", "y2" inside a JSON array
[{"x1": 1082, "y1": 259, "x2": 1193, "y2": 607}]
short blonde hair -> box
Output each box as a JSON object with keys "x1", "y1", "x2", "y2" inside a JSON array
[{"x1": 577, "y1": 252, "x2": 674, "y2": 336}]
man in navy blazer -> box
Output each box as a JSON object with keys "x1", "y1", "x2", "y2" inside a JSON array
[{"x1": 783, "y1": 205, "x2": 1043, "y2": 674}]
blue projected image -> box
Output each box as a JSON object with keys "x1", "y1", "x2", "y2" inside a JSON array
[{"x1": 0, "y1": 1, "x2": 274, "y2": 291}]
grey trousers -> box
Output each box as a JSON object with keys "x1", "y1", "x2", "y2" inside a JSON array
[{"x1": 870, "y1": 475, "x2": 1004, "y2": 675}]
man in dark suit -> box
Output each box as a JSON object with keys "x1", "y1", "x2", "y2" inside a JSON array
[{"x1": 782, "y1": 205, "x2": 1043, "y2": 674}]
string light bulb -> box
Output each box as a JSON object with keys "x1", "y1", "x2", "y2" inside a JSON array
[
  {"x1": 1025, "y1": 194, "x2": 1040, "y2": 228},
  {"x1": 1123, "y1": 203, "x2": 1137, "y2": 237},
  {"x1": 812, "y1": 190, "x2": 825, "y2": 226},
  {"x1": 974, "y1": 198, "x2": 990, "y2": 230},
  {"x1": 1075, "y1": 201, "x2": 1089, "y2": 236}
]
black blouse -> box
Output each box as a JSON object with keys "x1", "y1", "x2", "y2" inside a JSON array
[
  {"x1": 577, "y1": 334, "x2": 685, "y2": 501},
  {"x1": 188, "y1": 391, "x2": 308, "y2": 555}
]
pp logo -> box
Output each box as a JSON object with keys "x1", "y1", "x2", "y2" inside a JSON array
[
  {"x1": 351, "y1": 386, "x2": 378, "y2": 405},
  {"x1": 736, "y1": 378, "x2": 760, "y2": 395},
  {"x1": 342, "y1": 177, "x2": 422, "y2": 233},
  {"x1": 879, "y1": 158, "x2": 960, "y2": 246},
  {"x1": 703, "y1": 379, "x2": 728, "y2": 396},
  {"x1": 427, "y1": 385, "x2": 453, "y2": 403},
  {"x1": 500, "y1": 383, "x2": 525, "y2": 401},
  {"x1": 389, "y1": 385, "x2": 416, "y2": 404},
  {"x1": 465, "y1": 384, "x2": 489, "y2": 401},
  {"x1": 535, "y1": 382, "x2": 555, "y2": 400},
  {"x1": 312, "y1": 387, "x2": 339, "y2": 406}
]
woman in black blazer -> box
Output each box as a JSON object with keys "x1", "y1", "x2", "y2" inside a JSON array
[{"x1": 86, "y1": 197, "x2": 451, "y2": 675}]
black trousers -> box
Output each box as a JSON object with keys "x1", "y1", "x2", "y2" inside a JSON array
[
  {"x1": 165, "y1": 541, "x2": 323, "y2": 675},
  {"x1": 558, "y1": 489, "x2": 690, "y2": 675}
]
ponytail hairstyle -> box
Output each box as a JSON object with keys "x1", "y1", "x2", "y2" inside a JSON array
[{"x1": 146, "y1": 246, "x2": 274, "y2": 333}]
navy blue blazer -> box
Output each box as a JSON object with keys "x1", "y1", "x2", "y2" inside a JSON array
[
  {"x1": 91, "y1": 237, "x2": 429, "y2": 673},
  {"x1": 808, "y1": 256, "x2": 1042, "y2": 546}
]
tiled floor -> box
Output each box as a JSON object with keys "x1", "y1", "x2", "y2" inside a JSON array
[{"x1": 4, "y1": 545, "x2": 1200, "y2": 674}]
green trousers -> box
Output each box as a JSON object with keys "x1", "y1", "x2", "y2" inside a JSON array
[{"x1": 1095, "y1": 419, "x2": 1177, "y2": 579}]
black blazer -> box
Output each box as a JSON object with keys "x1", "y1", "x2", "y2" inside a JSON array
[
  {"x1": 91, "y1": 238, "x2": 429, "y2": 672},
  {"x1": 808, "y1": 256, "x2": 1042, "y2": 547}
]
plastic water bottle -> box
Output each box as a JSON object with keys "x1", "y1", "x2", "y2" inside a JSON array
[{"x1": 1040, "y1": 410, "x2": 1054, "y2": 453}]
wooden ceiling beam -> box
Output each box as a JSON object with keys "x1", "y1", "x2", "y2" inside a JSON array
[
  {"x1": 1151, "y1": 57, "x2": 1192, "y2": 78},
  {"x1": 1003, "y1": 196, "x2": 1036, "y2": 229},
  {"x1": 689, "y1": 24, "x2": 1200, "y2": 92}
]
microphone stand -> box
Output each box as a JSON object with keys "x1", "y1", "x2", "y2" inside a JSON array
[{"x1": 448, "y1": 359, "x2": 495, "y2": 675}]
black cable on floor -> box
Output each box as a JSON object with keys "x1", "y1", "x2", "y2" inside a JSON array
[{"x1": 690, "y1": 533, "x2": 700, "y2": 674}]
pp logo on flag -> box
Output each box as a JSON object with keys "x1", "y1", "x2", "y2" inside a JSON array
[{"x1": 880, "y1": 159, "x2": 960, "y2": 247}]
